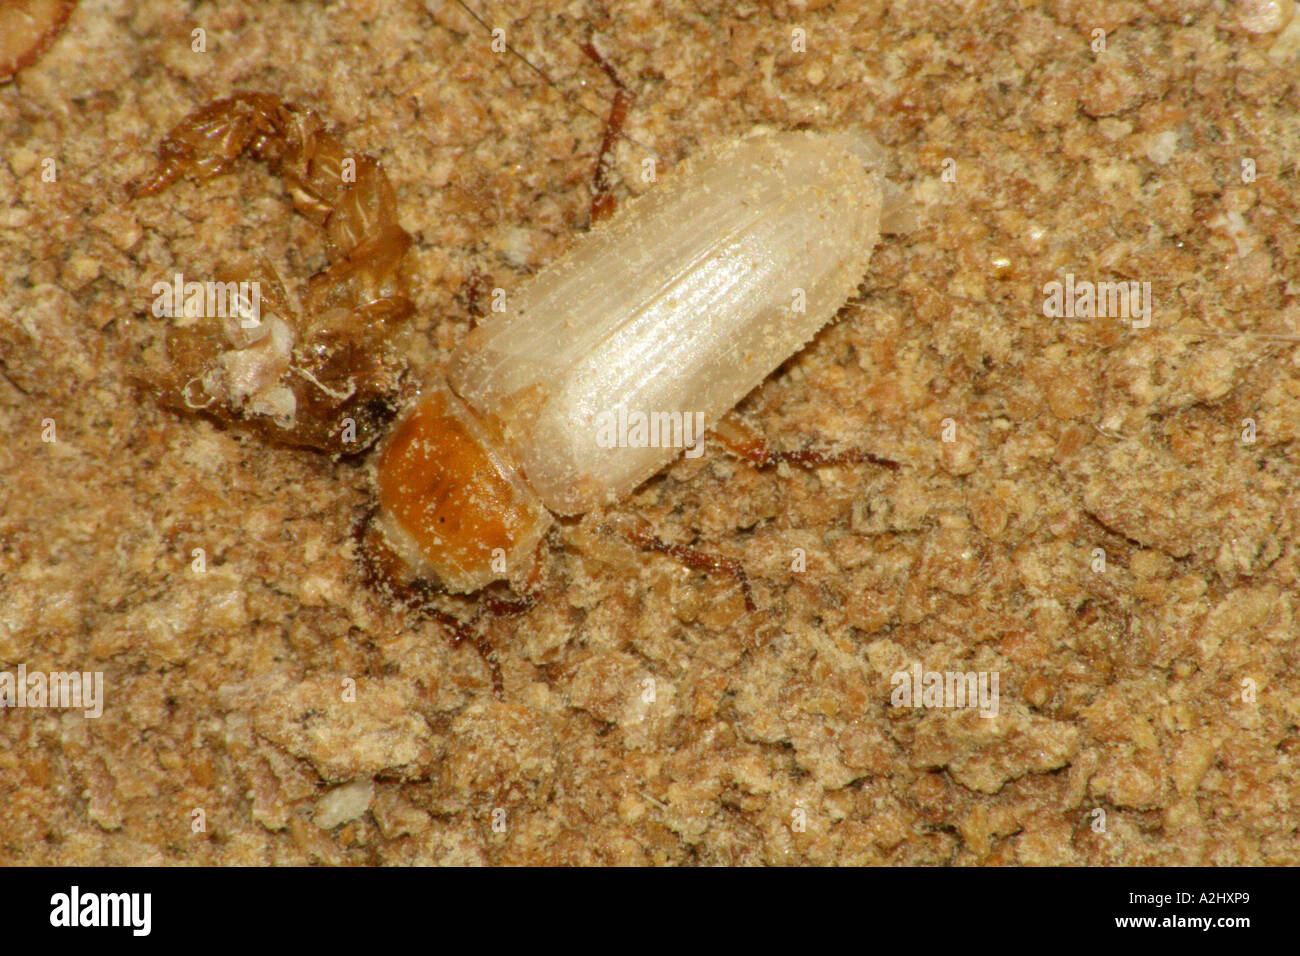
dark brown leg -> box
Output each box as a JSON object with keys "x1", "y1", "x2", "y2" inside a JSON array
[
  {"x1": 423, "y1": 605, "x2": 505, "y2": 698},
  {"x1": 579, "y1": 39, "x2": 632, "y2": 225},
  {"x1": 614, "y1": 515, "x2": 757, "y2": 613},
  {"x1": 356, "y1": 510, "x2": 545, "y2": 698},
  {"x1": 457, "y1": 266, "x2": 493, "y2": 331},
  {"x1": 710, "y1": 412, "x2": 901, "y2": 471}
]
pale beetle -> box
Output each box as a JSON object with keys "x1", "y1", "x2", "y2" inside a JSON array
[
  {"x1": 128, "y1": 2, "x2": 1293, "y2": 692},
  {"x1": 128, "y1": 2, "x2": 921, "y2": 689}
]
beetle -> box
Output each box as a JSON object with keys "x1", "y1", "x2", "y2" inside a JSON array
[
  {"x1": 127, "y1": 20, "x2": 1298, "y2": 696},
  {"x1": 131, "y1": 82, "x2": 913, "y2": 682},
  {"x1": 364, "y1": 128, "x2": 913, "y2": 600}
]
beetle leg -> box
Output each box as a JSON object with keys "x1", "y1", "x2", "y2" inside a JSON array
[
  {"x1": 357, "y1": 510, "x2": 525, "y2": 698},
  {"x1": 610, "y1": 514, "x2": 757, "y2": 613},
  {"x1": 579, "y1": 39, "x2": 632, "y2": 225},
  {"x1": 710, "y1": 411, "x2": 901, "y2": 471},
  {"x1": 418, "y1": 605, "x2": 504, "y2": 699},
  {"x1": 457, "y1": 266, "x2": 494, "y2": 330},
  {"x1": 424, "y1": 582, "x2": 547, "y2": 699},
  {"x1": 444, "y1": 614, "x2": 505, "y2": 699}
]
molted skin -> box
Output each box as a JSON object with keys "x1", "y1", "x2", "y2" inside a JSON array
[
  {"x1": 378, "y1": 130, "x2": 891, "y2": 592},
  {"x1": 131, "y1": 93, "x2": 415, "y2": 453},
  {"x1": 0, "y1": 0, "x2": 75, "y2": 81}
]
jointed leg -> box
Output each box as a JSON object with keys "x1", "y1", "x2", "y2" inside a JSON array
[
  {"x1": 424, "y1": 605, "x2": 505, "y2": 699},
  {"x1": 579, "y1": 40, "x2": 633, "y2": 225},
  {"x1": 356, "y1": 512, "x2": 547, "y2": 698},
  {"x1": 609, "y1": 513, "x2": 757, "y2": 613},
  {"x1": 710, "y1": 411, "x2": 901, "y2": 471}
]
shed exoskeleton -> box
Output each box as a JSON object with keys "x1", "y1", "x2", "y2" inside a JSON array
[{"x1": 130, "y1": 93, "x2": 414, "y2": 454}]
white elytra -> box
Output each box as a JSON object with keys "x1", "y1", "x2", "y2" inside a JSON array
[{"x1": 448, "y1": 129, "x2": 893, "y2": 516}]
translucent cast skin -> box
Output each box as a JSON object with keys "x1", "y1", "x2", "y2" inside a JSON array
[
  {"x1": 0, "y1": 0, "x2": 75, "y2": 81},
  {"x1": 375, "y1": 130, "x2": 889, "y2": 593},
  {"x1": 131, "y1": 93, "x2": 414, "y2": 453}
]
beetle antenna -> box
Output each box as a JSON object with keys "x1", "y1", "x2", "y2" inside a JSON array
[
  {"x1": 451, "y1": 0, "x2": 664, "y2": 163},
  {"x1": 1162, "y1": 328, "x2": 1300, "y2": 343}
]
